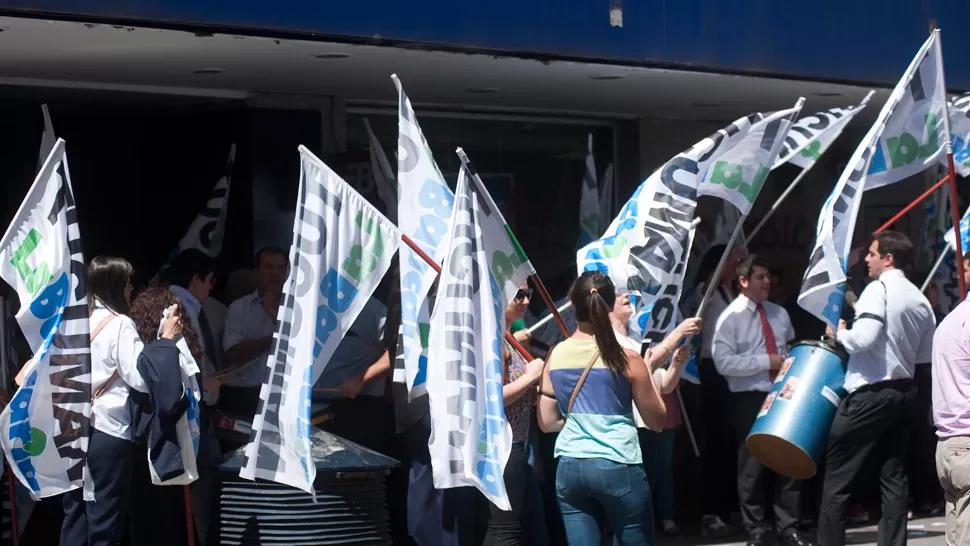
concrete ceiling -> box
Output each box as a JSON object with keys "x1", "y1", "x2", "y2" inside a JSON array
[{"x1": 0, "y1": 16, "x2": 885, "y2": 122}]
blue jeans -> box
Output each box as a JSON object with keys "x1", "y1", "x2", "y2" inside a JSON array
[{"x1": 555, "y1": 456, "x2": 654, "y2": 546}]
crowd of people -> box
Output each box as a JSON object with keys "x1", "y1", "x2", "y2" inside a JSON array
[{"x1": 2, "y1": 227, "x2": 969, "y2": 546}]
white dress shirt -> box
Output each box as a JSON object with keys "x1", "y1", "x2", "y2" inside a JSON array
[
  {"x1": 837, "y1": 269, "x2": 935, "y2": 393},
  {"x1": 314, "y1": 298, "x2": 388, "y2": 397},
  {"x1": 701, "y1": 284, "x2": 735, "y2": 360},
  {"x1": 712, "y1": 295, "x2": 794, "y2": 393},
  {"x1": 223, "y1": 292, "x2": 276, "y2": 387},
  {"x1": 90, "y1": 305, "x2": 149, "y2": 441}
]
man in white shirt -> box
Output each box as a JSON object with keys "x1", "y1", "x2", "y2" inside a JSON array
[
  {"x1": 222, "y1": 247, "x2": 288, "y2": 420},
  {"x1": 818, "y1": 231, "x2": 935, "y2": 546},
  {"x1": 713, "y1": 254, "x2": 806, "y2": 546}
]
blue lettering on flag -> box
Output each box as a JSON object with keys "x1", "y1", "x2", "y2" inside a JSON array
[
  {"x1": 867, "y1": 142, "x2": 888, "y2": 176},
  {"x1": 8, "y1": 370, "x2": 40, "y2": 492},
  {"x1": 475, "y1": 272, "x2": 507, "y2": 498}
]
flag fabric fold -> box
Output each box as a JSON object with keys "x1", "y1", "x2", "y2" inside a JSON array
[
  {"x1": 155, "y1": 144, "x2": 236, "y2": 280},
  {"x1": 578, "y1": 134, "x2": 602, "y2": 247},
  {"x1": 239, "y1": 146, "x2": 399, "y2": 494},
  {"x1": 799, "y1": 31, "x2": 948, "y2": 327},
  {"x1": 948, "y1": 92, "x2": 970, "y2": 177},
  {"x1": 392, "y1": 75, "x2": 456, "y2": 399},
  {"x1": 579, "y1": 104, "x2": 800, "y2": 344},
  {"x1": 364, "y1": 118, "x2": 398, "y2": 223},
  {"x1": 0, "y1": 139, "x2": 92, "y2": 499},
  {"x1": 773, "y1": 92, "x2": 875, "y2": 170},
  {"x1": 425, "y1": 149, "x2": 534, "y2": 511}
]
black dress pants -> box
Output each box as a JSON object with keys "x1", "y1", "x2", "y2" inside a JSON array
[
  {"x1": 700, "y1": 358, "x2": 739, "y2": 520},
  {"x1": 60, "y1": 429, "x2": 134, "y2": 546},
  {"x1": 817, "y1": 379, "x2": 916, "y2": 546},
  {"x1": 731, "y1": 390, "x2": 802, "y2": 538}
]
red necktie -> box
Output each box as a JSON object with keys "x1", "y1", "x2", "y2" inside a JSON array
[{"x1": 757, "y1": 303, "x2": 779, "y2": 382}]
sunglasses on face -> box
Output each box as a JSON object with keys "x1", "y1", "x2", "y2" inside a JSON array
[{"x1": 514, "y1": 289, "x2": 533, "y2": 302}]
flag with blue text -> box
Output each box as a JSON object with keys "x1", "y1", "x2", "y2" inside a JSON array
[
  {"x1": 426, "y1": 153, "x2": 532, "y2": 511},
  {"x1": 799, "y1": 31, "x2": 948, "y2": 327},
  {"x1": 947, "y1": 93, "x2": 970, "y2": 177},
  {"x1": 0, "y1": 139, "x2": 91, "y2": 499},
  {"x1": 579, "y1": 103, "x2": 801, "y2": 343},
  {"x1": 240, "y1": 146, "x2": 399, "y2": 494},
  {"x1": 392, "y1": 75, "x2": 456, "y2": 400}
]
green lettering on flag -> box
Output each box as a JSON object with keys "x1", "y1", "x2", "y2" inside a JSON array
[
  {"x1": 710, "y1": 161, "x2": 744, "y2": 190},
  {"x1": 10, "y1": 229, "x2": 53, "y2": 296},
  {"x1": 918, "y1": 113, "x2": 939, "y2": 159},
  {"x1": 739, "y1": 166, "x2": 769, "y2": 203},
  {"x1": 601, "y1": 235, "x2": 627, "y2": 259},
  {"x1": 801, "y1": 140, "x2": 822, "y2": 160},
  {"x1": 887, "y1": 114, "x2": 942, "y2": 168}
]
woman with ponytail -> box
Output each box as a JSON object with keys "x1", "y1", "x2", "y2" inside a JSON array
[{"x1": 537, "y1": 271, "x2": 701, "y2": 545}]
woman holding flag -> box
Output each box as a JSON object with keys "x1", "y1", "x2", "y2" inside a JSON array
[
  {"x1": 536, "y1": 271, "x2": 700, "y2": 545},
  {"x1": 484, "y1": 283, "x2": 547, "y2": 546},
  {"x1": 60, "y1": 256, "x2": 183, "y2": 546}
]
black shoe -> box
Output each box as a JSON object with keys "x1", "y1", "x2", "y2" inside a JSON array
[{"x1": 778, "y1": 531, "x2": 813, "y2": 546}]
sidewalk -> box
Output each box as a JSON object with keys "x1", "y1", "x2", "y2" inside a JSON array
[{"x1": 656, "y1": 516, "x2": 947, "y2": 545}]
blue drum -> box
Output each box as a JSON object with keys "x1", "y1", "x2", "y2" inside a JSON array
[{"x1": 746, "y1": 339, "x2": 849, "y2": 479}]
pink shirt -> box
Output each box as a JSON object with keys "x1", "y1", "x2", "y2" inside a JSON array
[{"x1": 932, "y1": 300, "x2": 970, "y2": 438}]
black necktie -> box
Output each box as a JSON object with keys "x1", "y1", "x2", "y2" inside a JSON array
[{"x1": 197, "y1": 307, "x2": 220, "y2": 371}]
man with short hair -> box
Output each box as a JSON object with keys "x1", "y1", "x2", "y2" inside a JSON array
[
  {"x1": 713, "y1": 254, "x2": 805, "y2": 546},
  {"x1": 818, "y1": 231, "x2": 936, "y2": 546},
  {"x1": 932, "y1": 255, "x2": 970, "y2": 545},
  {"x1": 222, "y1": 247, "x2": 288, "y2": 419}
]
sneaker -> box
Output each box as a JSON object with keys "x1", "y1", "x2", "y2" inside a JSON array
[
  {"x1": 661, "y1": 520, "x2": 679, "y2": 536},
  {"x1": 701, "y1": 514, "x2": 730, "y2": 537}
]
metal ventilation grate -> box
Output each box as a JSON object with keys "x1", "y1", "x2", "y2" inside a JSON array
[{"x1": 214, "y1": 473, "x2": 390, "y2": 545}]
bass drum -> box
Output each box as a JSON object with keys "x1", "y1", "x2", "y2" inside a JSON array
[{"x1": 746, "y1": 339, "x2": 848, "y2": 479}]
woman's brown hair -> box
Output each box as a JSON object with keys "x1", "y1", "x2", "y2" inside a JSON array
[
  {"x1": 130, "y1": 286, "x2": 203, "y2": 363},
  {"x1": 570, "y1": 271, "x2": 627, "y2": 375}
]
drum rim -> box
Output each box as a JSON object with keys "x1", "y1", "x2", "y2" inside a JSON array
[
  {"x1": 790, "y1": 338, "x2": 849, "y2": 360},
  {"x1": 746, "y1": 432, "x2": 817, "y2": 480}
]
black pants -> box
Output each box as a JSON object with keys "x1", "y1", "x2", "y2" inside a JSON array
[
  {"x1": 700, "y1": 358, "x2": 739, "y2": 519},
  {"x1": 60, "y1": 429, "x2": 134, "y2": 546},
  {"x1": 127, "y1": 446, "x2": 186, "y2": 546},
  {"x1": 319, "y1": 395, "x2": 390, "y2": 455},
  {"x1": 483, "y1": 442, "x2": 547, "y2": 546},
  {"x1": 731, "y1": 391, "x2": 801, "y2": 538},
  {"x1": 817, "y1": 379, "x2": 916, "y2": 546},
  {"x1": 191, "y1": 430, "x2": 223, "y2": 546}
]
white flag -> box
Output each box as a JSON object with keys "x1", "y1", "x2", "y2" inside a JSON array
[
  {"x1": 864, "y1": 31, "x2": 948, "y2": 191},
  {"x1": 934, "y1": 202, "x2": 964, "y2": 313},
  {"x1": 773, "y1": 92, "x2": 874, "y2": 170},
  {"x1": 392, "y1": 75, "x2": 456, "y2": 399},
  {"x1": 947, "y1": 93, "x2": 970, "y2": 177},
  {"x1": 579, "y1": 104, "x2": 799, "y2": 343},
  {"x1": 364, "y1": 118, "x2": 398, "y2": 223},
  {"x1": 599, "y1": 163, "x2": 615, "y2": 224},
  {"x1": 156, "y1": 144, "x2": 235, "y2": 279},
  {"x1": 426, "y1": 158, "x2": 529, "y2": 511},
  {"x1": 578, "y1": 134, "x2": 601, "y2": 247},
  {"x1": 239, "y1": 146, "x2": 400, "y2": 494},
  {"x1": 799, "y1": 31, "x2": 949, "y2": 327},
  {"x1": 0, "y1": 139, "x2": 91, "y2": 499}
]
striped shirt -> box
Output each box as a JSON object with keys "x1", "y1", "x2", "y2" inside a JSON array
[{"x1": 548, "y1": 337, "x2": 640, "y2": 465}]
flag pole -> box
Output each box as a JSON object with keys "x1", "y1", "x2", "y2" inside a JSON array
[
  {"x1": 400, "y1": 233, "x2": 534, "y2": 361},
  {"x1": 695, "y1": 218, "x2": 745, "y2": 318},
  {"x1": 747, "y1": 165, "x2": 814, "y2": 242},
  {"x1": 183, "y1": 485, "x2": 195, "y2": 546},
  {"x1": 934, "y1": 28, "x2": 967, "y2": 300},
  {"x1": 527, "y1": 300, "x2": 573, "y2": 334},
  {"x1": 872, "y1": 173, "x2": 951, "y2": 234},
  {"x1": 920, "y1": 250, "x2": 948, "y2": 292},
  {"x1": 529, "y1": 274, "x2": 571, "y2": 337}
]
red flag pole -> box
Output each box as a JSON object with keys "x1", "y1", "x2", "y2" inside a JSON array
[
  {"x1": 400, "y1": 234, "x2": 535, "y2": 361},
  {"x1": 183, "y1": 484, "x2": 196, "y2": 546},
  {"x1": 873, "y1": 173, "x2": 950, "y2": 234},
  {"x1": 6, "y1": 464, "x2": 19, "y2": 546},
  {"x1": 528, "y1": 274, "x2": 571, "y2": 337},
  {"x1": 947, "y1": 153, "x2": 967, "y2": 300}
]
